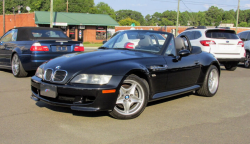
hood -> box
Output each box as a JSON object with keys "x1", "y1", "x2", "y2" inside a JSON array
[{"x1": 43, "y1": 49, "x2": 158, "y2": 79}]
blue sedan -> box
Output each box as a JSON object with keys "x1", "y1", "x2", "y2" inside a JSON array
[{"x1": 0, "y1": 27, "x2": 84, "y2": 77}]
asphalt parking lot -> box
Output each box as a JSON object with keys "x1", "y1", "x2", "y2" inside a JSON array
[{"x1": 0, "y1": 64, "x2": 250, "y2": 144}]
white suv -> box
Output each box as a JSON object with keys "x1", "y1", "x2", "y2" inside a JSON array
[
  {"x1": 178, "y1": 27, "x2": 245, "y2": 71},
  {"x1": 237, "y1": 30, "x2": 250, "y2": 68}
]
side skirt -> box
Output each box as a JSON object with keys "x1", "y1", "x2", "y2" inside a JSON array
[{"x1": 150, "y1": 85, "x2": 200, "y2": 101}]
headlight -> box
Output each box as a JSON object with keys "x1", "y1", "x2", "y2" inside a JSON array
[
  {"x1": 35, "y1": 66, "x2": 44, "y2": 79},
  {"x1": 71, "y1": 74, "x2": 112, "y2": 84}
]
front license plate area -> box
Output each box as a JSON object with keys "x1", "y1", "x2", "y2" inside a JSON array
[
  {"x1": 56, "y1": 46, "x2": 67, "y2": 52},
  {"x1": 40, "y1": 84, "x2": 57, "y2": 98}
]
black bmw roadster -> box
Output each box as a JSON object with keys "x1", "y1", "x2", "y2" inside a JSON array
[{"x1": 31, "y1": 30, "x2": 220, "y2": 119}]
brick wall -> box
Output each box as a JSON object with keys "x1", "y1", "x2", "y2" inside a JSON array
[
  {"x1": 230, "y1": 27, "x2": 250, "y2": 34},
  {"x1": 115, "y1": 26, "x2": 250, "y2": 35},
  {"x1": 0, "y1": 13, "x2": 36, "y2": 36},
  {"x1": 115, "y1": 26, "x2": 167, "y2": 32},
  {"x1": 83, "y1": 26, "x2": 105, "y2": 43}
]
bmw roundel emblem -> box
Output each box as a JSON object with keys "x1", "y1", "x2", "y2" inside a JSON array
[
  {"x1": 56, "y1": 66, "x2": 61, "y2": 69},
  {"x1": 61, "y1": 42, "x2": 63, "y2": 45}
]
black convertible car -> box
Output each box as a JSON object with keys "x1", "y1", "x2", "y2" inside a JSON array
[
  {"x1": 31, "y1": 30, "x2": 220, "y2": 119},
  {"x1": 0, "y1": 27, "x2": 84, "y2": 77}
]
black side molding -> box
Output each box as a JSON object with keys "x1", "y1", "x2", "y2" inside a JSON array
[{"x1": 152, "y1": 85, "x2": 200, "y2": 100}]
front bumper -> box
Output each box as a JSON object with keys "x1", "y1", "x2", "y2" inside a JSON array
[
  {"x1": 31, "y1": 76, "x2": 120, "y2": 112},
  {"x1": 217, "y1": 57, "x2": 245, "y2": 62}
]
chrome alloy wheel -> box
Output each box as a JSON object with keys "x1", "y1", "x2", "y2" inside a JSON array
[
  {"x1": 114, "y1": 79, "x2": 145, "y2": 115},
  {"x1": 12, "y1": 55, "x2": 20, "y2": 76},
  {"x1": 208, "y1": 69, "x2": 219, "y2": 94},
  {"x1": 244, "y1": 53, "x2": 250, "y2": 68}
]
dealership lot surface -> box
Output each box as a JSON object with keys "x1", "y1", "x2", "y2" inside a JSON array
[{"x1": 0, "y1": 65, "x2": 250, "y2": 144}]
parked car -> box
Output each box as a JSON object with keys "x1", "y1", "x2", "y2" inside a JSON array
[
  {"x1": 178, "y1": 27, "x2": 245, "y2": 71},
  {"x1": 237, "y1": 30, "x2": 250, "y2": 68},
  {"x1": 0, "y1": 27, "x2": 84, "y2": 77},
  {"x1": 31, "y1": 30, "x2": 220, "y2": 119}
]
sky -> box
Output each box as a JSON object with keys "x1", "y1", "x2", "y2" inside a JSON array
[{"x1": 94, "y1": 0, "x2": 250, "y2": 16}]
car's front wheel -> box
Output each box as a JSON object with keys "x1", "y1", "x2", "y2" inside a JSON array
[
  {"x1": 224, "y1": 62, "x2": 238, "y2": 71},
  {"x1": 109, "y1": 75, "x2": 149, "y2": 119},
  {"x1": 244, "y1": 51, "x2": 250, "y2": 68},
  {"x1": 197, "y1": 65, "x2": 219, "y2": 97},
  {"x1": 11, "y1": 54, "x2": 28, "y2": 77}
]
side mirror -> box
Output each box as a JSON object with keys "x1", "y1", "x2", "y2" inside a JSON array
[
  {"x1": 179, "y1": 49, "x2": 190, "y2": 57},
  {"x1": 103, "y1": 41, "x2": 107, "y2": 44}
]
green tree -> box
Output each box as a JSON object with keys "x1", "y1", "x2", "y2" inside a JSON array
[
  {"x1": 68, "y1": 0, "x2": 95, "y2": 13},
  {"x1": 205, "y1": 6, "x2": 224, "y2": 26},
  {"x1": 239, "y1": 22, "x2": 248, "y2": 27},
  {"x1": 116, "y1": 10, "x2": 145, "y2": 25},
  {"x1": 53, "y1": 0, "x2": 67, "y2": 12},
  {"x1": 95, "y1": 2, "x2": 116, "y2": 19},
  {"x1": 119, "y1": 17, "x2": 140, "y2": 26}
]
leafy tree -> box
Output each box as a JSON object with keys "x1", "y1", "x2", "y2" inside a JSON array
[
  {"x1": 53, "y1": 0, "x2": 67, "y2": 12},
  {"x1": 116, "y1": 10, "x2": 145, "y2": 25},
  {"x1": 119, "y1": 17, "x2": 140, "y2": 26},
  {"x1": 95, "y1": 2, "x2": 116, "y2": 19},
  {"x1": 205, "y1": 6, "x2": 224, "y2": 26},
  {"x1": 239, "y1": 22, "x2": 248, "y2": 27},
  {"x1": 68, "y1": 0, "x2": 95, "y2": 13},
  {"x1": 161, "y1": 18, "x2": 174, "y2": 26}
]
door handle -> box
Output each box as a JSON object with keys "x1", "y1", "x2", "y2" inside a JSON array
[{"x1": 194, "y1": 60, "x2": 199, "y2": 64}]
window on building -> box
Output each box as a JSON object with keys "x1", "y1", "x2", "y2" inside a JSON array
[{"x1": 96, "y1": 26, "x2": 107, "y2": 40}]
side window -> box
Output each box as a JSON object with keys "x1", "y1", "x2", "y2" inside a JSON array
[
  {"x1": 1, "y1": 30, "x2": 14, "y2": 42},
  {"x1": 246, "y1": 32, "x2": 250, "y2": 41},
  {"x1": 186, "y1": 31, "x2": 195, "y2": 40},
  {"x1": 240, "y1": 32, "x2": 248, "y2": 41},
  {"x1": 177, "y1": 32, "x2": 186, "y2": 38},
  {"x1": 12, "y1": 29, "x2": 18, "y2": 41},
  {"x1": 165, "y1": 37, "x2": 176, "y2": 56},
  {"x1": 194, "y1": 31, "x2": 202, "y2": 39}
]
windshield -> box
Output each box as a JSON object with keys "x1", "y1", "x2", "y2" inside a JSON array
[
  {"x1": 102, "y1": 31, "x2": 169, "y2": 53},
  {"x1": 31, "y1": 29, "x2": 68, "y2": 38}
]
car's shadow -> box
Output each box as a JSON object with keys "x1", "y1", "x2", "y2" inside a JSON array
[{"x1": 0, "y1": 68, "x2": 35, "y2": 77}]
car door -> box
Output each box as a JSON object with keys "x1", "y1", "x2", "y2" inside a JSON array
[
  {"x1": 164, "y1": 37, "x2": 201, "y2": 90},
  {"x1": 0, "y1": 30, "x2": 13, "y2": 66},
  {"x1": 4, "y1": 29, "x2": 18, "y2": 66},
  {"x1": 245, "y1": 32, "x2": 250, "y2": 50}
]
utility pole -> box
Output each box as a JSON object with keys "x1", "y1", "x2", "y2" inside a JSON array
[
  {"x1": 66, "y1": 0, "x2": 68, "y2": 12},
  {"x1": 3, "y1": 0, "x2": 5, "y2": 34},
  {"x1": 50, "y1": 0, "x2": 53, "y2": 28},
  {"x1": 176, "y1": 0, "x2": 180, "y2": 37},
  {"x1": 236, "y1": 0, "x2": 240, "y2": 33}
]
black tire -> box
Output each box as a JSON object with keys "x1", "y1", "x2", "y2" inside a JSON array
[
  {"x1": 109, "y1": 74, "x2": 149, "y2": 119},
  {"x1": 11, "y1": 54, "x2": 28, "y2": 77},
  {"x1": 197, "y1": 65, "x2": 219, "y2": 97},
  {"x1": 224, "y1": 62, "x2": 238, "y2": 71},
  {"x1": 244, "y1": 51, "x2": 250, "y2": 68}
]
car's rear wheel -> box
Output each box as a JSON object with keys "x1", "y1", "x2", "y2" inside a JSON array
[
  {"x1": 11, "y1": 54, "x2": 28, "y2": 77},
  {"x1": 109, "y1": 75, "x2": 149, "y2": 119},
  {"x1": 224, "y1": 62, "x2": 238, "y2": 71},
  {"x1": 244, "y1": 51, "x2": 250, "y2": 68},
  {"x1": 197, "y1": 65, "x2": 219, "y2": 97}
]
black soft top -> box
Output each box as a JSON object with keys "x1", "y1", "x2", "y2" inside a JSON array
[{"x1": 14, "y1": 27, "x2": 71, "y2": 41}]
